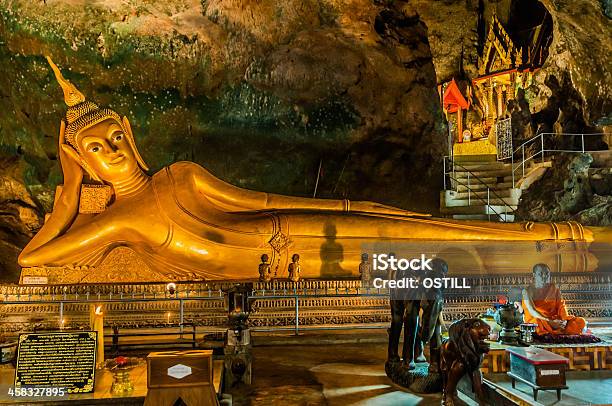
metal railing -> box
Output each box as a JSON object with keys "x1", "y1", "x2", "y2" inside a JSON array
[
  {"x1": 1, "y1": 287, "x2": 392, "y2": 337},
  {"x1": 447, "y1": 174, "x2": 510, "y2": 221},
  {"x1": 443, "y1": 132, "x2": 610, "y2": 220},
  {"x1": 1, "y1": 289, "x2": 226, "y2": 334},
  {"x1": 247, "y1": 286, "x2": 389, "y2": 335},
  {"x1": 510, "y1": 132, "x2": 610, "y2": 188}
]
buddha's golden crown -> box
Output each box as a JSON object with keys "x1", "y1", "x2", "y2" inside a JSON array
[{"x1": 46, "y1": 56, "x2": 123, "y2": 153}]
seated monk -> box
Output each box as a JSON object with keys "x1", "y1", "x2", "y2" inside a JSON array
[{"x1": 522, "y1": 263, "x2": 586, "y2": 335}]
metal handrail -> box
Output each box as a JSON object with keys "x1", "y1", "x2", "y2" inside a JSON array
[
  {"x1": 509, "y1": 132, "x2": 611, "y2": 188},
  {"x1": 511, "y1": 132, "x2": 609, "y2": 155}
]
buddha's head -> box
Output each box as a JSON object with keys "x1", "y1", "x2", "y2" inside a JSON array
[{"x1": 47, "y1": 56, "x2": 148, "y2": 184}]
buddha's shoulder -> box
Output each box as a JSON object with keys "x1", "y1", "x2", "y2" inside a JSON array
[
  {"x1": 155, "y1": 161, "x2": 209, "y2": 178},
  {"x1": 170, "y1": 161, "x2": 207, "y2": 173}
]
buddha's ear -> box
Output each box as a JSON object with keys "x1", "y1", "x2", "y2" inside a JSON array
[
  {"x1": 122, "y1": 116, "x2": 150, "y2": 171},
  {"x1": 60, "y1": 144, "x2": 103, "y2": 183}
]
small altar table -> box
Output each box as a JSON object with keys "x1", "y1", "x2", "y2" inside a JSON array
[{"x1": 506, "y1": 346, "x2": 569, "y2": 401}]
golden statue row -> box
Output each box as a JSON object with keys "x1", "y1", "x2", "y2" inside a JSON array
[{"x1": 17, "y1": 57, "x2": 612, "y2": 284}]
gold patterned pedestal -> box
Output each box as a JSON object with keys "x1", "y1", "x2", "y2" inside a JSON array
[
  {"x1": 1, "y1": 277, "x2": 611, "y2": 335},
  {"x1": 19, "y1": 247, "x2": 190, "y2": 284},
  {"x1": 453, "y1": 139, "x2": 498, "y2": 162}
]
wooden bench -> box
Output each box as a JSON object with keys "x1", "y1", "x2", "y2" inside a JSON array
[
  {"x1": 506, "y1": 346, "x2": 569, "y2": 401},
  {"x1": 109, "y1": 324, "x2": 197, "y2": 352}
]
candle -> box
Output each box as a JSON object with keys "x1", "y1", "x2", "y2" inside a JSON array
[{"x1": 90, "y1": 305, "x2": 105, "y2": 369}]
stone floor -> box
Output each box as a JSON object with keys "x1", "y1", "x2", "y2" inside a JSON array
[
  {"x1": 229, "y1": 338, "x2": 612, "y2": 406},
  {"x1": 229, "y1": 341, "x2": 464, "y2": 406}
]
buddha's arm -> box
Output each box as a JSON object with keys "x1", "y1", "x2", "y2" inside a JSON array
[
  {"x1": 521, "y1": 288, "x2": 551, "y2": 322},
  {"x1": 191, "y1": 164, "x2": 429, "y2": 216},
  {"x1": 18, "y1": 217, "x2": 128, "y2": 267},
  {"x1": 18, "y1": 183, "x2": 80, "y2": 266},
  {"x1": 20, "y1": 120, "x2": 86, "y2": 266}
]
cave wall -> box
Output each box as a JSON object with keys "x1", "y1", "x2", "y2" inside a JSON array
[
  {"x1": 508, "y1": 0, "x2": 611, "y2": 135},
  {"x1": 532, "y1": 0, "x2": 611, "y2": 129},
  {"x1": 0, "y1": 0, "x2": 446, "y2": 202},
  {"x1": 515, "y1": 153, "x2": 612, "y2": 226},
  {"x1": 515, "y1": 0, "x2": 612, "y2": 225}
]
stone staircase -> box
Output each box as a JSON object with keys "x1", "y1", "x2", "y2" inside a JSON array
[
  {"x1": 441, "y1": 158, "x2": 554, "y2": 222},
  {"x1": 441, "y1": 133, "x2": 612, "y2": 222},
  {"x1": 441, "y1": 160, "x2": 520, "y2": 222}
]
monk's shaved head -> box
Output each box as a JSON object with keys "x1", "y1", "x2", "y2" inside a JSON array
[
  {"x1": 532, "y1": 263, "x2": 551, "y2": 287},
  {"x1": 533, "y1": 263, "x2": 550, "y2": 273}
]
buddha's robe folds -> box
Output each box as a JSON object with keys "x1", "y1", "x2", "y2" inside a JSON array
[{"x1": 523, "y1": 284, "x2": 586, "y2": 335}]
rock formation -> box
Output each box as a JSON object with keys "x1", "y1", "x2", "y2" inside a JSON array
[
  {"x1": 530, "y1": 0, "x2": 611, "y2": 131},
  {"x1": 516, "y1": 153, "x2": 612, "y2": 226},
  {"x1": 514, "y1": 0, "x2": 612, "y2": 226},
  {"x1": 0, "y1": 156, "x2": 42, "y2": 282}
]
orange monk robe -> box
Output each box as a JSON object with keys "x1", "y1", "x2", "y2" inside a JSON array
[{"x1": 522, "y1": 283, "x2": 586, "y2": 335}]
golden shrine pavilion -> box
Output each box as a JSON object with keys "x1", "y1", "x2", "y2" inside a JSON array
[{"x1": 441, "y1": 13, "x2": 553, "y2": 161}]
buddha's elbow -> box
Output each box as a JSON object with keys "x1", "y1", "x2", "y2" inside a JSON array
[{"x1": 18, "y1": 250, "x2": 38, "y2": 267}]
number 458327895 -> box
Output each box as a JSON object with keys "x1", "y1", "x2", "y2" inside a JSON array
[{"x1": 8, "y1": 387, "x2": 66, "y2": 397}]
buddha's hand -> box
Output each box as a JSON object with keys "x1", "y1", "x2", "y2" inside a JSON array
[{"x1": 57, "y1": 120, "x2": 83, "y2": 187}]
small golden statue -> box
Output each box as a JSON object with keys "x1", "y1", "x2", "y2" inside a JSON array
[
  {"x1": 258, "y1": 254, "x2": 272, "y2": 282},
  {"x1": 288, "y1": 254, "x2": 301, "y2": 283},
  {"x1": 17, "y1": 57, "x2": 612, "y2": 283}
]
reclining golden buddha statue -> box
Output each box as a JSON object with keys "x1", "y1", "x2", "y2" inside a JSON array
[{"x1": 17, "y1": 57, "x2": 612, "y2": 283}]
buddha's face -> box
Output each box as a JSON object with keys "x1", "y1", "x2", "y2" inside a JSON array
[{"x1": 76, "y1": 118, "x2": 139, "y2": 183}]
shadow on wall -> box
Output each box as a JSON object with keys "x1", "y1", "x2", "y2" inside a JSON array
[{"x1": 320, "y1": 221, "x2": 350, "y2": 278}]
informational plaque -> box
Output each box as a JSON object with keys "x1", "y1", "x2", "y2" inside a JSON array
[{"x1": 14, "y1": 332, "x2": 97, "y2": 393}]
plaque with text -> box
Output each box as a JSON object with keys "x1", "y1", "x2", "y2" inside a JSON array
[{"x1": 14, "y1": 332, "x2": 97, "y2": 393}]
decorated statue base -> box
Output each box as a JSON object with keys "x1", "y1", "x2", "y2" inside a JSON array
[
  {"x1": 19, "y1": 247, "x2": 193, "y2": 284},
  {"x1": 385, "y1": 359, "x2": 442, "y2": 394}
]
